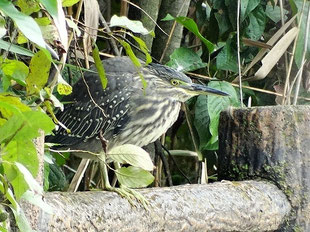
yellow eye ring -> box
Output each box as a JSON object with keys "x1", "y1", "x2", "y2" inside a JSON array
[{"x1": 171, "y1": 79, "x2": 179, "y2": 86}]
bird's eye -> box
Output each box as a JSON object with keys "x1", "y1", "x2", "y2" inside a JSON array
[{"x1": 171, "y1": 79, "x2": 180, "y2": 86}]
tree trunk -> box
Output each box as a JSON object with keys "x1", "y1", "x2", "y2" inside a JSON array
[
  {"x1": 151, "y1": 0, "x2": 191, "y2": 63},
  {"x1": 218, "y1": 106, "x2": 310, "y2": 231}
]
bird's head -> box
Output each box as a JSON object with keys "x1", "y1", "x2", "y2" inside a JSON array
[{"x1": 145, "y1": 63, "x2": 229, "y2": 102}]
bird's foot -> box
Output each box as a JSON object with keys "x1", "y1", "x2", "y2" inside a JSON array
[{"x1": 105, "y1": 185, "x2": 149, "y2": 209}]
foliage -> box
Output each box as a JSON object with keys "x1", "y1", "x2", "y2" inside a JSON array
[{"x1": 0, "y1": 0, "x2": 310, "y2": 229}]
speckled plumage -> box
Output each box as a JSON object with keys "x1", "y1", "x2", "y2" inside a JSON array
[{"x1": 47, "y1": 57, "x2": 196, "y2": 157}]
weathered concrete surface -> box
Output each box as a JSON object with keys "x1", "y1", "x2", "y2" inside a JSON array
[
  {"x1": 219, "y1": 105, "x2": 310, "y2": 231},
  {"x1": 38, "y1": 181, "x2": 290, "y2": 232}
]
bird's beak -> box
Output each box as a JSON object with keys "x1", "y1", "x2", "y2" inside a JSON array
[{"x1": 184, "y1": 83, "x2": 229, "y2": 96}]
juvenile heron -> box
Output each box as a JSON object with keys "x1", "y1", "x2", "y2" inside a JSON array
[{"x1": 47, "y1": 56, "x2": 228, "y2": 202}]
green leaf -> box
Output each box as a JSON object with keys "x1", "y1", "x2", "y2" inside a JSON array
[
  {"x1": 26, "y1": 50, "x2": 51, "y2": 95},
  {"x1": 16, "y1": 0, "x2": 40, "y2": 15},
  {"x1": 10, "y1": 206, "x2": 33, "y2": 232},
  {"x1": 0, "y1": 94, "x2": 30, "y2": 119},
  {"x1": 0, "y1": 182, "x2": 18, "y2": 209},
  {"x1": 21, "y1": 190, "x2": 53, "y2": 214},
  {"x1": 0, "y1": 40, "x2": 34, "y2": 57},
  {"x1": 15, "y1": 162, "x2": 42, "y2": 194},
  {"x1": 2, "y1": 162, "x2": 28, "y2": 200},
  {"x1": 207, "y1": 81, "x2": 240, "y2": 149},
  {"x1": 265, "y1": 5, "x2": 288, "y2": 23},
  {"x1": 216, "y1": 38, "x2": 238, "y2": 72},
  {"x1": 92, "y1": 44, "x2": 107, "y2": 89},
  {"x1": 56, "y1": 74, "x2": 72, "y2": 95},
  {"x1": 0, "y1": 0, "x2": 46, "y2": 48},
  {"x1": 2, "y1": 140, "x2": 38, "y2": 176},
  {"x1": 118, "y1": 39, "x2": 147, "y2": 90},
  {"x1": 116, "y1": 166, "x2": 154, "y2": 188},
  {"x1": 166, "y1": 47, "x2": 207, "y2": 72},
  {"x1": 110, "y1": 15, "x2": 150, "y2": 35},
  {"x1": 240, "y1": 0, "x2": 260, "y2": 22},
  {"x1": 244, "y1": 5, "x2": 266, "y2": 40},
  {"x1": 48, "y1": 163, "x2": 68, "y2": 191},
  {"x1": 35, "y1": 17, "x2": 51, "y2": 26},
  {"x1": 14, "y1": 111, "x2": 54, "y2": 140},
  {"x1": 62, "y1": 0, "x2": 80, "y2": 7},
  {"x1": 194, "y1": 95, "x2": 211, "y2": 150},
  {"x1": 39, "y1": 0, "x2": 57, "y2": 18},
  {"x1": 163, "y1": 14, "x2": 214, "y2": 53},
  {"x1": 109, "y1": 144, "x2": 154, "y2": 171},
  {"x1": 214, "y1": 10, "x2": 231, "y2": 37},
  {"x1": 293, "y1": 0, "x2": 310, "y2": 67},
  {"x1": 1, "y1": 59, "x2": 29, "y2": 86},
  {"x1": 65, "y1": 18, "x2": 81, "y2": 36},
  {"x1": 130, "y1": 34, "x2": 152, "y2": 64}
]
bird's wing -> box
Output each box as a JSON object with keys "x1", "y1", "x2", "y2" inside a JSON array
[{"x1": 47, "y1": 71, "x2": 135, "y2": 146}]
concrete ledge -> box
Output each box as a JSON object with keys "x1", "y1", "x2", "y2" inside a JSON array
[{"x1": 39, "y1": 180, "x2": 290, "y2": 231}]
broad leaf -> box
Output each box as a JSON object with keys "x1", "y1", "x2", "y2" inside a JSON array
[
  {"x1": 163, "y1": 14, "x2": 214, "y2": 53},
  {"x1": 110, "y1": 15, "x2": 149, "y2": 35},
  {"x1": 62, "y1": 0, "x2": 80, "y2": 7},
  {"x1": 166, "y1": 47, "x2": 207, "y2": 72},
  {"x1": 244, "y1": 5, "x2": 266, "y2": 40},
  {"x1": 108, "y1": 144, "x2": 154, "y2": 171},
  {"x1": 10, "y1": 206, "x2": 33, "y2": 232},
  {"x1": 116, "y1": 166, "x2": 154, "y2": 188},
  {"x1": 26, "y1": 50, "x2": 51, "y2": 95},
  {"x1": 1, "y1": 59, "x2": 29, "y2": 86},
  {"x1": 0, "y1": 0, "x2": 46, "y2": 48},
  {"x1": 216, "y1": 38, "x2": 238, "y2": 72},
  {"x1": 0, "y1": 40, "x2": 34, "y2": 57},
  {"x1": 207, "y1": 81, "x2": 240, "y2": 149},
  {"x1": 21, "y1": 190, "x2": 53, "y2": 214}
]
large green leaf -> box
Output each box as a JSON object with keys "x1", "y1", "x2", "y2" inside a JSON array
[
  {"x1": 2, "y1": 140, "x2": 38, "y2": 176},
  {"x1": 162, "y1": 14, "x2": 214, "y2": 53},
  {"x1": 240, "y1": 0, "x2": 260, "y2": 22},
  {"x1": 194, "y1": 95, "x2": 211, "y2": 150},
  {"x1": 0, "y1": 0, "x2": 46, "y2": 48},
  {"x1": 10, "y1": 206, "x2": 33, "y2": 232},
  {"x1": 110, "y1": 15, "x2": 149, "y2": 35},
  {"x1": 244, "y1": 5, "x2": 266, "y2": 40},
  {"x1": 1, "y1": 59, "x2": 29, "y2": 87},
  {"x1": 62, "y1": 0, "x2": 80, "y2": 7},
  {"x1": 16, "y1": 0, "x2": 40, "y2": 15},
  {"x1": 207, "y1": 81, "x2": 240, "y2": 149},
  {"x1": 0, "y1": 40, "x2": 34, "y2": 57},
  {"x1": 166, "y1": 47, "x2": 207, "y2": 72},
  {"x1": 116, "y1": 166, "x2": 154, "y2": 188},
  {"x1": 26, "y1": 50, "x2": 51, "y2": 95},
  {"x1": 216, "y1": 38, "x2": 238, "y2": 72},
  {"x1": 108, "y1": 144, "x2": 154, "y2": 171}
]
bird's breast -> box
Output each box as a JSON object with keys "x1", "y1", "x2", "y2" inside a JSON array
[{"x1": 109, "y1": 98, "x2": 181, "y2": 149}]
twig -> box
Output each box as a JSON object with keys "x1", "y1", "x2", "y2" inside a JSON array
[
  {"x1": 159, "y1": 1, "x2": 188, "y2": 63},
  {"x1": 187, "y1": 72, "x2": 310, "y2": 101},
  {"x1": 279, "y1": 0, "x2": 289, "y2": 76},
  {"x1": 161, "y1": 145, "x2": 192, "y2": 184},
  {"x1": 236, "y1": 0, "x2": 243, "y2": 106},
  {"x1": 123, "y1": 0, "x2": 168, "y2": 36},
  {"x1": 98, "y1": 12, "x2": 121, "y2": 56}
]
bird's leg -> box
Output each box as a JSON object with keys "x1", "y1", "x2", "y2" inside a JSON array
[
  {"x1": 98, "y1": 132, "x2": 149, "y2": 209},
  {"x1": 98, "y1": 154, "x2": 139, "y2": 207},
  {"x1": 113, "y1": 162, "x2": 149, "y2": 209}
]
